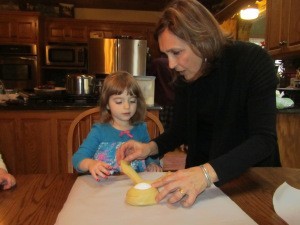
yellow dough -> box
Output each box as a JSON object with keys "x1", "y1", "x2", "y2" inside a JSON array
[
  {"x1": 120, "y1": 160, "x2": 159, "y2": 206},
  {"x1": 120, "y1": 160, "x2": 143, "y2": 184},
  {"x1": 126, "y1": 182, "x2": 159, "y2": 206}
]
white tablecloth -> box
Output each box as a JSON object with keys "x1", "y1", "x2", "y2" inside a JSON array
[{"x1": 55, "y1": 172, "x2": 257, "y2": 225}]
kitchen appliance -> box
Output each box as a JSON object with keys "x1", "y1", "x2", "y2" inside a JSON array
[
  {"x1": 27, "y1": 94, "x2": 99, "y2": 107},
  {"x1": 0, "y1": 44, "x2": 37, "y2": 90},
  {"x1": 65, "y1": 74, "x2": 96, "y2": 95},
  {"x1": 45, "y1": 45, "x2": 86, "y2": 67},
  {"x1": 88, "y1": 37, "x2": 147, "y2": 76},
  {"x1": 135, "y1": 76, "x2": 155, "y2": 106}
]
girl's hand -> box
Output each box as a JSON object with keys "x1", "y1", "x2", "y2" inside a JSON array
[
  {"x1": 151, "y1": 165, "x2": 217, "y2": 207},
  {"x1": 86, "y1": 160, "x2": 112, "y2": 181},
  {"x1": 0, "y1": 169, "x2": 16, "y2": 190},
  {"x1": 146, "y1": 163, "x2": 163, "y2": 172}
]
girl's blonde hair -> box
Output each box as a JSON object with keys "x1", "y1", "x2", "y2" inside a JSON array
[
  {"x1": 99, "y1": 71, "x2": 147, "y2": 124},
  {"x1": 154, "y1": 0, "x2": 230, "y2": 78}
]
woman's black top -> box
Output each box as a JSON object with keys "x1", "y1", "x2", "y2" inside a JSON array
[{"x1": 153, "y1": 41, "x2": 281, "y2": 186}]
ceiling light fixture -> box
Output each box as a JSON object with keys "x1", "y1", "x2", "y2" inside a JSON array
[{"x1": 240, "y1": 4, "x2": 259, "y2": 20}]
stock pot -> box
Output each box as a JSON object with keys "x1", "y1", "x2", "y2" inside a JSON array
[{"x1": 65, "y1": 74, "x2": 96, "y2": 95}]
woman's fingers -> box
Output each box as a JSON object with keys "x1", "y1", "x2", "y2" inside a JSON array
[
  {"x1": 116, "y1": 141, "x2": 136, "y2": 163},
  {"x1": 152, "y1": 167, "x2": 205, "y2": 206}
]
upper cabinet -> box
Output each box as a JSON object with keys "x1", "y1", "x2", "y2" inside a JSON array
[
  {"x1": 0, "y1": 11, "x2": 39, "y2": 44},
  {"x1": 266, "y1": 0, "x2": 300, "y2": 57},
  {"x1": 45, "y1": 18, "x2": 88, "y2": 43}
]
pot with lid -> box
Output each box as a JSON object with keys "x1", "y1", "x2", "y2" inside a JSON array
[{"x1": 65, "y1": 74, "x2": 96, "y2": 95}]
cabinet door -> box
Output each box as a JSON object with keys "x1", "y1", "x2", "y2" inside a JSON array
[
  {"x1": 47, "y1": 21, "x2": 87, "y2": 43},
  {"x1": 0, "y1": 17, "x2": 11, "y2": 41},
  {"x1": 266, "y1": 0, "x2": 283, "y2": 55},
  {"x1": 88, "y1": 24, "x2": 116, "y2": 38},
  {"x1": 266, "y1": 0, "x2": 300, "y2": 56},
  {"x1": 285, "y1": 0, "x2": 300, "y2": 53},
  {"x1": 0, "y1": 110, "x2": 83, "y2": 174},
  {"x1": 0, "y1": 15, "x2": 38, "y2": 44},
  {"x1": 277, "y1": 113, "x2": 300, "y2": 168}
]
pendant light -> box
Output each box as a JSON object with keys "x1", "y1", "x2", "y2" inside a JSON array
[{"x1": 240, "y1": 3, "x2": 259, "y2": 20}]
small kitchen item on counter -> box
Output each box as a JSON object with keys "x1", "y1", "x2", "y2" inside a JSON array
[
  {"x1": 0, "y1": 80, "x2": 5, "y2": 94},
  {"x1": 294, "y1": 80, "x2": 300, "y2": 88},
  {"x1": 296, "y1": 68, "x2": 300, "y2": 80},
  {"x1": 34, "y1": 87, "x2": 66, "y2": 95},
  {"x1": 135, "y1": 76, "x2": 155, "y2": 106},
  {"x1": 65, "y1": 74, "x2": 96, "y2": 95},
  {"x1": 276, "y1": 90, "x2": 294, "y2": 109},
  {"x1": 0, "y1": 92, "x2": 20, "y2": 104}
]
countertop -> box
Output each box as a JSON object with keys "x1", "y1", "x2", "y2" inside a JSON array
[
  {"x1": 277, "y1": 106, "x2": 300, "y2": 114},
  {"x1": 0, "y1": 101, "x2": 163, "y2": 111},
  {"x1": 0, "y1": 100, "x2": 297, "y2": 113}
]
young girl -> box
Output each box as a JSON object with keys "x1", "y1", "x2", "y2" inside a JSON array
[
  {"x1": 72, "y1": 71, "x2": 162, "y2": 181},
  {"x1": 0, "y1": 153, "x2": 16, "y2": 190}
]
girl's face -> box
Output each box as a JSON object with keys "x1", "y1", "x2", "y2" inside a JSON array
[
  {"x1": 107, "y1": 89, "x2": 137, "y2": 126},
  {"x1": 158, "y1": 28, "x2": 203, "y2": 81}
]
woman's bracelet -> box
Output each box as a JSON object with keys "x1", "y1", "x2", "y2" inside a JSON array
[{"x1": 200, "y1": 165, "x2": 212, "y2": 188}]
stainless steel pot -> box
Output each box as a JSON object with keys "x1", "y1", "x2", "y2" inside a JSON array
[{"x1": 65, "y1": 74, "x2": 96, "y2": 95}]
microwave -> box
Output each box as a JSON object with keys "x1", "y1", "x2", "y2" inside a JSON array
[{"x1": 45, "y1": 45, "x2": 86, "y2": 67}]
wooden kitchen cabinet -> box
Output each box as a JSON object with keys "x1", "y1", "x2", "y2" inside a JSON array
[
  {"x1": 45, "y1": 18, "x2": 88, "y2": 43},
  {"x1": 0, "y1": 110, "x2": 82, "y2": 174},
  {"x1": 0, "y1": 108, "x2": 160, "y2": 174},
  {"x1": 0, "y1": 11, "x2": 39, "y2": 44},
  {"x1": 266, "y1": 0, "x2": 300, "y2": 56},
  {"x1": 277, "y1": 113, "x2": 300, "y2": 168}
]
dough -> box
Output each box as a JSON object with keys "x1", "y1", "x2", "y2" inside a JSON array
[
  {"x1": 126, "y1": 182, "x2": 158, "y2": 206},
  {"x1": 120, "y1": 160, "x2": 158, "y2": 206}
]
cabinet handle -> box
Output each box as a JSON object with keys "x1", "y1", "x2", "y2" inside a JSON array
[{"x1": 279, "y1": 41, "x2": 287, "y2": 46}]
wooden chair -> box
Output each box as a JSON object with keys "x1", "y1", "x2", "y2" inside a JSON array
[{"x1": 67, "y1": 107, "x2": 164, "y2": 173}]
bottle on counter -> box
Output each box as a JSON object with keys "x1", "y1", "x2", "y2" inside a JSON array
[{"x1": 0, "y1": 80, "x2": 5, "y2": 94}]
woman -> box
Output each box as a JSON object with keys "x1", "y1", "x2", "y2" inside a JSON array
[{"x1": 117, "y1": 0, "x2": 280, "y2": 207}]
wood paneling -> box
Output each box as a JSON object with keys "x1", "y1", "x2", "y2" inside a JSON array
[{"x1": 277, "y1": 113, "x2": 300, "y2": 168}]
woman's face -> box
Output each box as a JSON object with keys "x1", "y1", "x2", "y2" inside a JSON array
[{"x1": 158, "y1": 28, "x2": 203, "y2": 81}]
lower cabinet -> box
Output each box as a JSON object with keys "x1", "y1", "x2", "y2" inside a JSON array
[
  {"x1": 0, "y1": 110, "x2": 83, "y2": 174},
  {"x1": 0, "y1": 108, "x2": 160, "y2": 174},
  {"x1": 277, "y1": 113, "x2": 300, "y2": 168}
]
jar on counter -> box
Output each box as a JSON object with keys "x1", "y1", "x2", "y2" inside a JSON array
[{"x1": 0, "y1": 80, "x2": 5, "y2": 94}]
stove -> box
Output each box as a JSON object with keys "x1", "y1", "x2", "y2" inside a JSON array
[{"x1": 27, "y1": 94, "x2": 99, "y2": 106}]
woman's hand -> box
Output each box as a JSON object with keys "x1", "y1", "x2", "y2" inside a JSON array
[
  {"x1": 146, "y1": 163, "x2": 163, "y2": 172},
  {"x1": 80, "y1": 159, "x2": 112, "y2": 181},
  {"x1": 116, "y1": 140, "x2": 158, "y2": 164},
  {"x1": 151, "y1": 164, "x2": 216, "y2": 207},
  {"x1": 0, "y1": 168, "x2": 16, "y2": 190}
]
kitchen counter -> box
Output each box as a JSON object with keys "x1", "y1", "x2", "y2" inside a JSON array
[
  {"x1": 277, "y1": 105, "x2": 300, "y2": 114},
  {"x1": 0, "y1": 101, "x2": 163, "y2": 111},
  {"x1": 0, "y1": 103, "x2": 163, "y2": 174}
]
